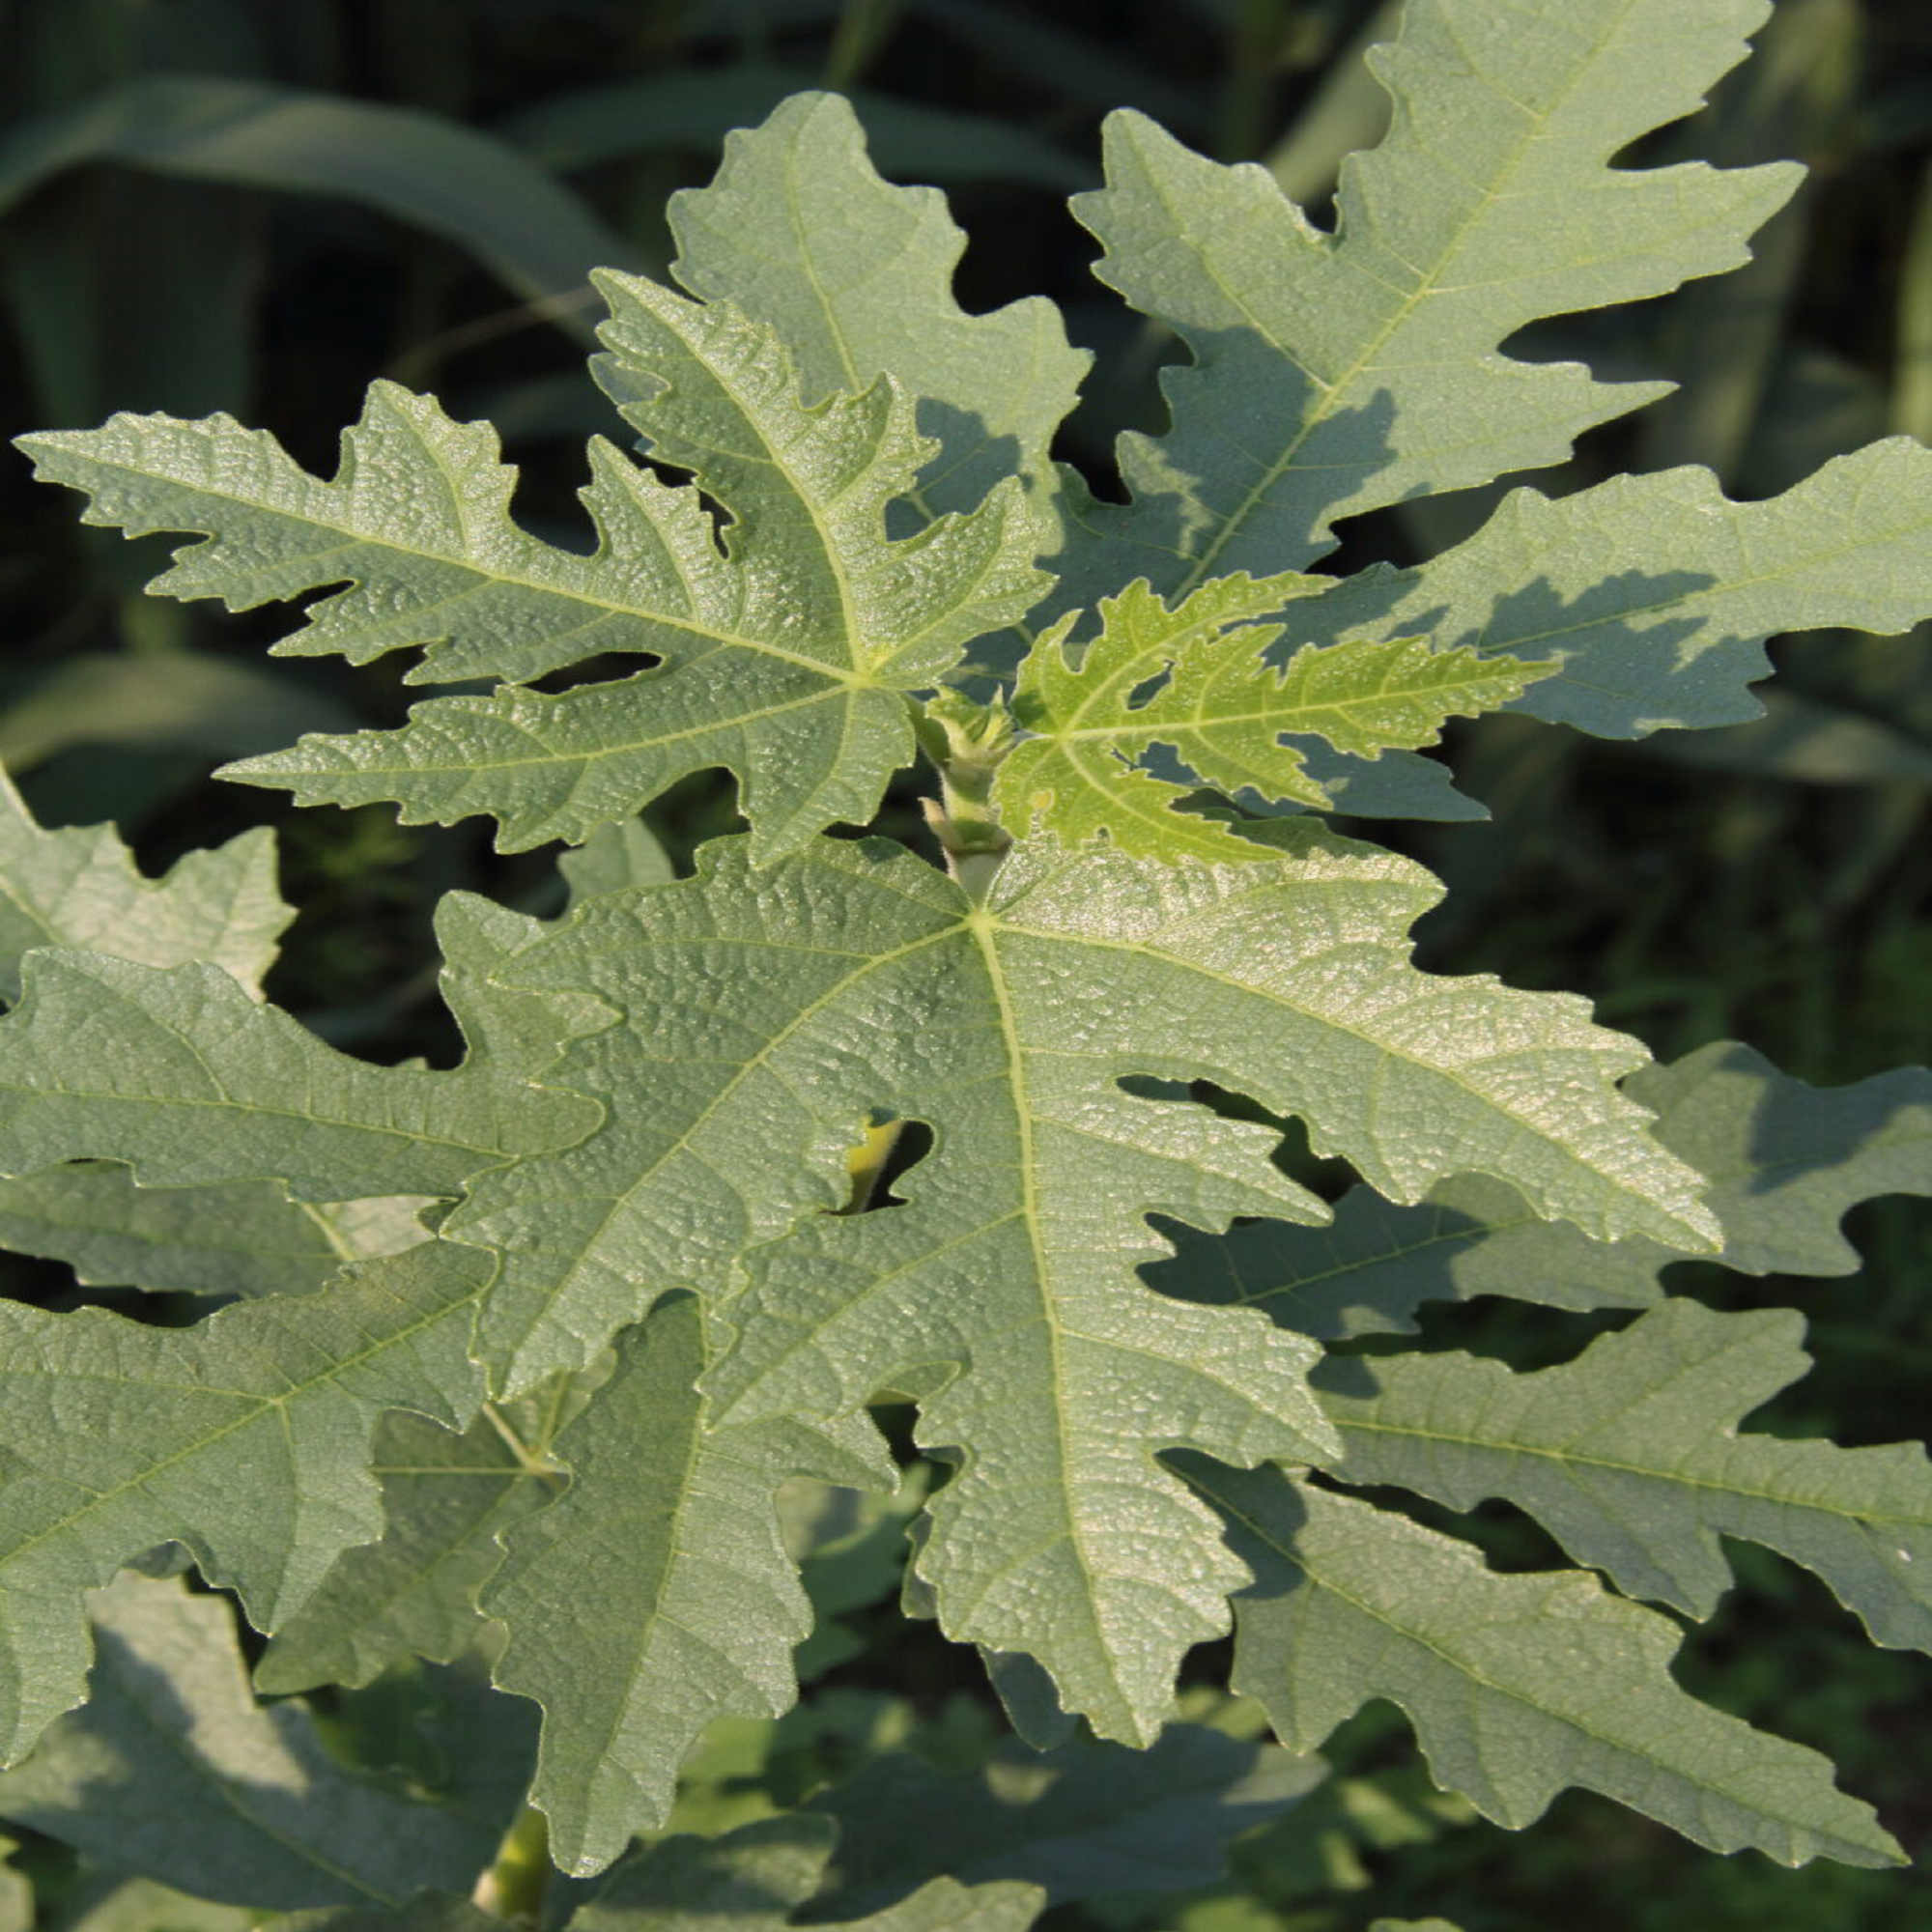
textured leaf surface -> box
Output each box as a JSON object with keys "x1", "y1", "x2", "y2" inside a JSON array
[
  {"x1": 0, "y1": 1164, "x2": 428, "y2": 1298},
  {"x1": 0, "y1": 767, "x2": 289, "y2": 1000},
  {"x1": 0, "y1": 925, "x2": 599, "y2": 1203},
  {"x1": 1149, "y1": 1173, "x2": 1663, "y2": 1344},
  {"x1": 1187, "y1": 1464, "x2": 1902, "y2": 1866},
  {"x1": 668, "y1": 91, "x2": 1087, "y2": 522},
  {"x1": 21, "y1": 278, "x2": 1041, "y2": 859},
  {"x1": 1317, "y1": 1298, "x2": 1932, "y2": 1642},
  {"x1": 467, "y1": 830, "x2": 1713, "y2": 1385},
  {"x1": 454, "y1": 829, "x2": 1712, "y2": 1737},
  {"x1": 810, "y1": 1724, "x2": 1325, "y2": 1914},
  {"x1": 253, "y1": 1378, "x2": 585, "y2": 1694},
  {"x1": 1151, "y1": 1040, "x2": 1932, "y2": 1339},
  {"x1": 1624, "y1": 1041, "x2": 1932, "y2": 1277},
  {"x1": 0, "y1": 1575, "x2": 514, "y2": 1909},
  {"x1": 579, "y1": 1815, "x2": 1042, "y2": 1931},
  {"x1": 559, "y1": 818, "x2": 675, "y2": 906},
  {"x1": 1056, "y1": 0, "x2": 1796, "y2": 603},
  {"x1": 1001, "y1": 573, "x2": 1551, "y2": 856},
  {"x1": 0, "y1": 1241, "x2": 491, "y2": 1764},
  {"x1": 486, "y1": 1295, "x2": 893, "y2": 1875},
  {"x1": 1287, "y1": 442, "x2": 1932, "y2": 743}
]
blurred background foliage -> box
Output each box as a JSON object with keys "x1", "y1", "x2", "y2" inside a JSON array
[{"x1": 0, "y1": 1, "x2": 1928, "y2": 1926}]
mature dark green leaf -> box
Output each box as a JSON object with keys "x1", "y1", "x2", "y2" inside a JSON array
[
  {"x1": 0, "y1": 897, "x2": 601, "y2": 1203},
  {"x1": 0, "y1": 1164, "x2": 427, "y2": 1298},
  {"x1": 810, "y1": 1724, "x2": 1325, "y2": 1914},
  {"x1": 1317, "y1": 1298, "x2": 1932, "y2": 1641},
  {"x1": 578, "y1": 1814, "x2": 1041, "y2": 1930},
  {"x1": 252, "y1": 1379, "x2": 584, "y2": 1695},
  {"x1": 1187, "y1": 1464, "x2": 1902, "y2": 1867},
  {"x1": 1151, "y1": 1041, "x2": 1932, "y2": 1339},
  {"x1": 26, "y1": 276, "x2": 1040, "y2": 859},
  {"x1": 1286, "y1": 441, "x2": 1932, "y2": 743},
  {"x1": 666, "y1": 92, "x2": 1088, "y2": 521},
  {"x1": 529, "y1": 830, "x2": 1708, "y2": 1741},
  {"x1": 486, "y1": 1296, "x2": 893, "y2": 1875},
  {"x1": 0, "y1": 1242, "x2": 491, "y2": 1764},
  {"x1": 1057, "y1": 0, "x2": 1797, "y2": 601},
  {"x1": 0, "y1": 1575, "x2": 514, "y2": 1909},
  {"x1": 0, "y1": 767, "x2": 288, "y2": 1001}
]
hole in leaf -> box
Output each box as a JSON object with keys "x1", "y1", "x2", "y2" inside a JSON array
[
  {"x1": 833, "y1": 1114, "x2": 934, "y2": 1214},
  {"x1": 524, "y1": 650, "x2": 662, "y2": 696},
  {"x1": 1124, "y1": 662, "x2": 1174, "y2": 709}
]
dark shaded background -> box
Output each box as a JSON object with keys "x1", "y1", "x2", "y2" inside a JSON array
[{"x1": 0, "y1": 2, "x2": 1927, "y2": 1926}]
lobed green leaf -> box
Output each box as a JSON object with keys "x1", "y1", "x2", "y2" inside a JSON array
[
  {"x1": 1001, "y1": 572, "x2": 1552, "y2": 856},
  {"x1": 485, "y1": 1295, "x2": 895, "y2": 1875},
  {"x1": 1317, "y1": 1297, "x2": 1932, "y2": 1642},
  {"x1": 0, "y1": 1574, "x2": 519, "y2": 1910},
  {"x1": 1186, "y1": 1465, "x2": 1903, "y2": 1867},
  {"x1": 0, "y1": 1242, "x2": 492, "y2": 1764},
  {"x1": 1055, "y1": 0, "x2": 1798, "y2": 606}
]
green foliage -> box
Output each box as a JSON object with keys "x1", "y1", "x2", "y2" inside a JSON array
[
  {"x1": 0, "y1": 1574, "x2": 526, "y2": 1908},
  {"x1": 1000, "y1": 572, "x2": 1554, "y2": 856},
  {"x1": 2, "y1": 2, "x2": 1928, "y2": 1925}
]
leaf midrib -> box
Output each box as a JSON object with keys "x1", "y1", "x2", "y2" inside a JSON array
[
  {"x1": 1200, "y1": 1469, "x2": 1878, "y2": 1858},
  {"x1": 104, "y1": 1626, "x2": 404, "y2": 1905},
  {"x1": 1023, "y1": 915, "x2": 1710, "y2": 1246},
  {"x1": 1129, "y1": 0, "x2": 1644, "y2": 594},
  {"x1": 0, "y1": 1274, "x2": 485, "y2": 1593},
  {"x1": 1329, "y1": 1408, "x2": 1928, "y2": 1533},
  {"x1": 56, "y1": 443, "x2": 867, "y2": 690}
]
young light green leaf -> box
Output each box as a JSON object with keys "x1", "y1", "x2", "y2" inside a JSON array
[
  {"x1": 1000, "y1": 572, "x2": 1554, "y2": 857},
  {"x1": 1056, "y1": 0, "x2": 1798, "y2": 605},
  {"x1": 0, "y1": 767, "x2": 290, "y2": 1000},
  {"x1": 668, "y1": 91, "x2": 1088, "y2": 522},
  {"x1": 1186, "y1": 1464, "x2": 1902, "y2": 1868},
  {"x1": 485, "y1": 1294, "x2": 894, "y2": 1876},
  {"x1": 20, "y1": 281, "x2": 1041, "y2": 861},
  {"x1": 809, "y1": 1725, "x2": 1326, "y2": 1915},
  {"x1": 449, "y1": 828, "x2": 1712, "y2": 1740},
  {"x1": 577, "y1": 1814, "x2": 1042, "y2": 1931},
  {"x1": 252, "y1": 1378, "x2": 586, "y2": 1695},
  {"x1": 1151, "y1": 1040, "x2": 1932, "y2": 1340},
  {"x1": 0, "y1": 1240, "x2": 492, "y2": 1766},
  {"x1": 0, "y1": 1163, "x2": 428, "y2": 1299},
  {"x1": 0, "y1": 1574, "x2": 517, "y2": 1910},
  {"x1": 1317, "y1": 1298, "x2": 1932, "y2": 1644},
  {"x1": 1284, "y1": 441, "x2": 1932, "y2": 744}
]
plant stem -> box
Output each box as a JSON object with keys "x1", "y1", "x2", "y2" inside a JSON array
[{"x1": 912, "y1": 693, "x2": 1015, "y2": 901}]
